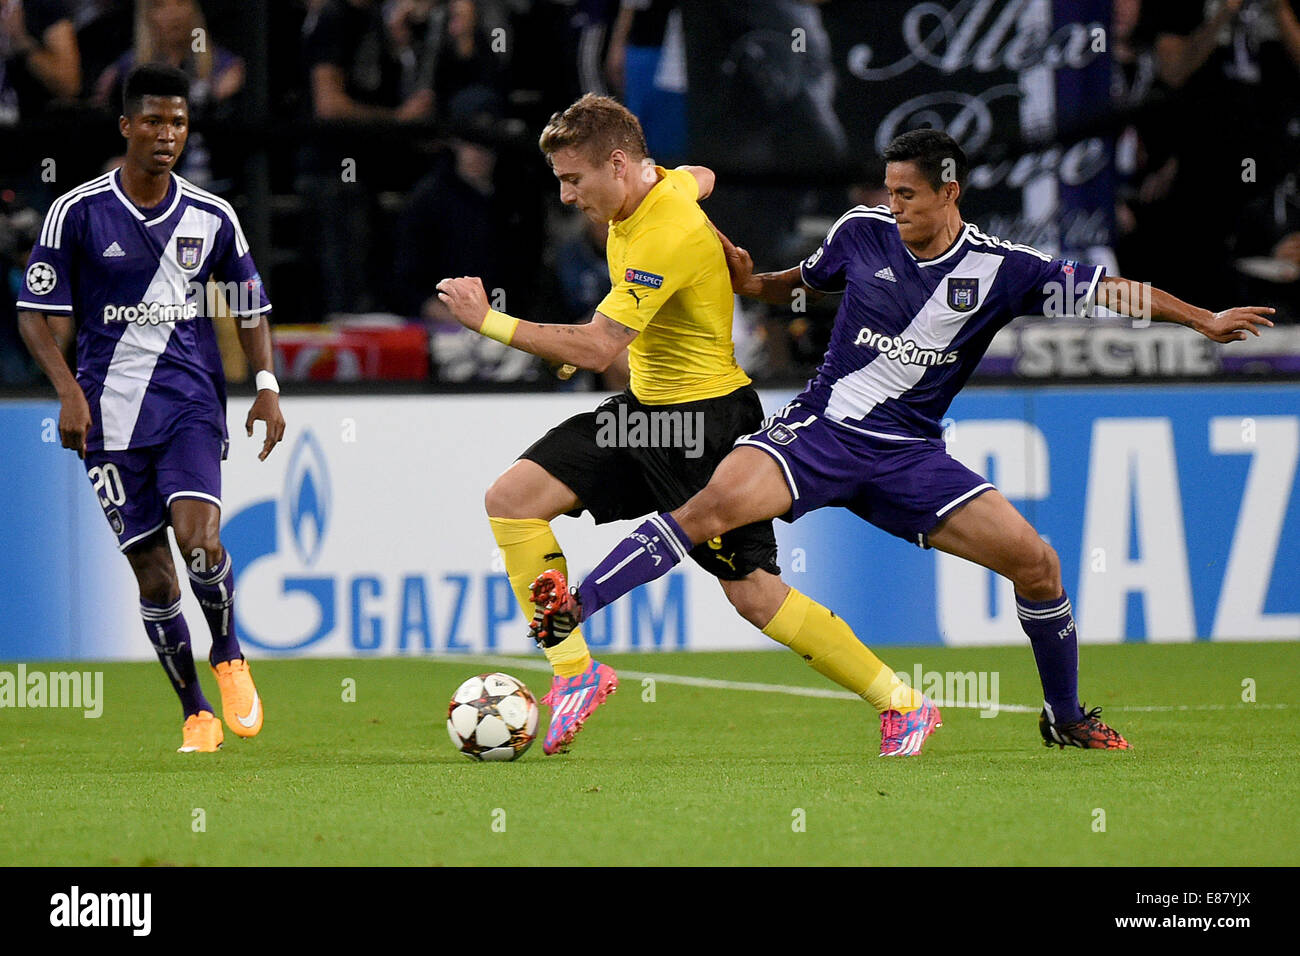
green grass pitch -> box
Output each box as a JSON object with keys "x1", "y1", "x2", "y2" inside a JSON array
[{"x1": 2, "y1": 643, "x2": 1297, "y2": 866}]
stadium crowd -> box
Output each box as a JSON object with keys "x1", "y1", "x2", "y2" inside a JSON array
[{"x1": 2, "y1": 0, "x2": 1298, "y2": 387}]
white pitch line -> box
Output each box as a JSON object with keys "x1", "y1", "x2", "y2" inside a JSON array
[
  {"x1": 1110, "y1": 703, "x2": 1289, "y2": 712},
  {"x1": 454, "y1": 654, "x2": 1288, "y2": 713}
]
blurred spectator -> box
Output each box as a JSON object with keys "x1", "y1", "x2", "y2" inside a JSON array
[
  {"x1": 1113, "y1": 0, "x2": 1178, "y2": 283},
  {"x1": 299, "y1": 0, "x2": 433, "y2": 315},
  {"x1": 267, "y1": 0, "x2": 310, "y2": 120},
  {"x1": 1231, "y1": 173, "x2": 1300, "y2": 320},
  {"x1": 0, "y1": 0, "x2": 81, "y2": 122},
  {"x1": 385, "y1": 0, "x2": 511, "y2": 121},
  {"x1": 93, "y1": 0, "x2": 245, "y2": 188},
  {"x1": 1276, "y1": 232, "x2": 1300, "y2": 270},
  {"x1": 1, "y1": 188, "x2": 45, "y2": 382},
  {"x1": 390, "y1": 122, "x2": 543, "y2": 322},
  {"x1": 391, "y1": 136, "x2": 503, "y2": 321},
  {"x1": 503, "y1": 0, "x2": 615, "y2": 132},
  {"x1": 73, "y1": 0, "x2": 131, "y2": 95},
  {"x1": 1112, "y1": 0, "x2": 1157, "y2": 111},
  {"x1": 1143, "y1": 0, "x2": 1300, "y2": 306},
  {"x1": 386, "y1": 0, "x2": 439, "y2": 105},
  {"x1": 552, "y1": 210, "x2": 608, "y2": 324},
  {"x1": 605, "y1": 0, "x2": 684, "y2": 164},
  {"x1": 303, "y1": 0, "x2": 431, "y2": 123},
  {"x1": 429, "y1": 0, "x2": 508, "y2": 120}
]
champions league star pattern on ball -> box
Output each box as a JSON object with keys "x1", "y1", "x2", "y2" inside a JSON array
[
  {"x1": 16, "y1": 167, "x2": 271, "y2": 453},
  {"x1": 447, "y1": 672, "x2": 540, "y2": 761}
]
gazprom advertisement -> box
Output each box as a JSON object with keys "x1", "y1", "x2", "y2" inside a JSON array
[{"x1": 2, "y1": 386, "x2": 1297, "y2": 661}]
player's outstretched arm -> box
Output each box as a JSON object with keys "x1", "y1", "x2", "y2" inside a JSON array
[
  {"x1": 17, "y1": 310, "x2": 90, "y2": 458},
  {"x1": 1097, "y1": 277, "x2": 1276, "y2": 343},
  {"x1": 436, "y1": 275, "x2": 637, "y2": 372},
  {"x1": 235, "y1": 313, "x2": 286, "y2": 461},
  {"x1": 675, "y1": 165, "x2": 715, "y2": 200},
  {"x1": 712, "y1": 225, "x2": 823, "y2": 306}
]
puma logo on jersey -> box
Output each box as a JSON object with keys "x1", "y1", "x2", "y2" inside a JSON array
[
  {"x1": 706, "y1": 535, "x2": 737, "y2": 571},
  {"x1": 626, "y1": 287, "x2": 645, "y2": 307}
]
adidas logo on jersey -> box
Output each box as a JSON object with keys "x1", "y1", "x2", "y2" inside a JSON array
[
  {"x1": 874, "y1": 266, "x2": 897, "y2": 283},
  {"x1": 102, "y1": 241, "x2": 126, "y2": 258}
]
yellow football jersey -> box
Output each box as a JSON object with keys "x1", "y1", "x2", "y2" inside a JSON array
[{"x1": 597, "y1": 166, "x2": 751, "y2": 405}]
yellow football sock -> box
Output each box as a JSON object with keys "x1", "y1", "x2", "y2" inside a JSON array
[
  {"x1": 762, "y1": 588, "x2": 921, "y2": 714},
  {"x1": 488, "y1": 517, "x2": 591, "y2": 677}
]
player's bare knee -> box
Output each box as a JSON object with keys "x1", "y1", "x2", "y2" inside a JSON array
[
  {"x1": 142, "y1": 581, "x2": 178, "y2": 605},
  {"x1": 174, "y1": 529, "x2": 220, "y2": 570},
  {"x1": 1017, "y1": 541, "x2": 1061, "y2": 600},
  {"x1": 483, "y1": 478, "x2": 511, "y2": 518},
  {"x1": 129, "y1": 552, "x2": 178, "y2": 604},
  {"x1": 677, "y1": 488, "x2": 736, "y2": 544},
  {"x1": 721, "y1": 573, "x2": 787, "y2": 629},
  {"x1": 189, "y1": 544, "x2": 223, "y2": 575},
  {"x1": 679, "y1": 509, "x2": 725, "y2": 546},
  {"x1": 720, "y1": 580, "x2": 768, "y2": 628},
  {"x1": 484, "y1": 475, "x2": 533, "y2": 519}
]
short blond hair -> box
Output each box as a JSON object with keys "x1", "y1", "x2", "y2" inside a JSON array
[{"x1": 538, "y1": 93, "x2": 648, "y2": 165}]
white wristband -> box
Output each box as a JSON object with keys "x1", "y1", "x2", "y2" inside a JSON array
[{"x1": 255, "y1": 370, "x2": 280, "y2": 394}]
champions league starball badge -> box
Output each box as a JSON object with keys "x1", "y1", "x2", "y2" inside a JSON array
[{"x1": 26, "y1": 261, "x2": 57, "y2": 295}]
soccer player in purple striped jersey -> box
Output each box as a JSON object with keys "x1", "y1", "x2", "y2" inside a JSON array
[
  {"x1": 17, "y1": 64, "x2": 284, "y2": 754},
  {"x1": 533, "y1": 129, "x2": 1276, "y2": 751}
]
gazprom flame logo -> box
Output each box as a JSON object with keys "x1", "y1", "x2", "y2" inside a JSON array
[
  {"x1": 224, "y1": 428, "x2": 336, "y2": 652},
  {"x1": 285, "y1": 430, "x2": 330, "y2": 566}
]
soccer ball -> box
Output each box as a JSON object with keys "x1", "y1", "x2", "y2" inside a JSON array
[{"x1": 447, "y1": 672, "x2": 539, "y2": 761}]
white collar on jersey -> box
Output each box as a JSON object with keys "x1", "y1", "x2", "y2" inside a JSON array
[
  {"x1": 905, "y1": 222, "x2": 973, "y2": 268},
  {"x1": 108, "y1": 168, "x2": 183, "y2": 228}
]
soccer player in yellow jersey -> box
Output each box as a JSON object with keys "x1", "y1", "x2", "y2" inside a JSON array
[{"x1": 436, "y1": 94, "x2": 930, "y2": 755}]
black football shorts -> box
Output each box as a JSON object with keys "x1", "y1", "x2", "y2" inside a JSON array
[{"x1": 520, "y1": 385, "x2": 780, "y2": 581}]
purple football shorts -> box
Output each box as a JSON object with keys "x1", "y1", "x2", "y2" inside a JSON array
[
  {"x1": 736, "y1": 402, "x2": 994, "y2": 547},
  {"x1": 82, "y1": 419, "x2": 227, "y2": 552}
]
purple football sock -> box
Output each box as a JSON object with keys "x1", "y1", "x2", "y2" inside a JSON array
[
  {"x1": 141, "y1": 596, "x2": 212, "y2": 718},
  {"x1": 1016, "y1": 592, "x2": 1084, "y2": 724},
  {"x1": 576, "y1": 513, "x2": 695, "y2": 620},
  {"x1": 186, "y1": 549, "x2": 242, "y2": 666}
]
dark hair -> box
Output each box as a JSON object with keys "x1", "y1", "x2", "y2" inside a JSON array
[
  {"x1": 123, "y1": 64, "x2": 190, "y2": 117},
  {"x1": 539, "y1": 93, "x2": 647, "y2": 164},
  {"x1": 882, "y1": 129, "x2": 968, "y2": 198}
]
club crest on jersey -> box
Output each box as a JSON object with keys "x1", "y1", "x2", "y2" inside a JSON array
[
  {"x1": 625, "y1": 268, "x2": 663, "y2": 289},
  {"x1": 947, "y1": 277, "x2": 979, "y2": 312},
  {"x1": 767, "y1": 424, "x2": 798, "y2": 445},
  {"x1": 176, "y1": 237, "x2": 204, "y2": 269}
]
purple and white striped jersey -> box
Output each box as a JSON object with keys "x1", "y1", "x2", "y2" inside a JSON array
[
  {"x1": 17, "y1": 168, "x2": 271, "y2": 451},
  {"x1": 797, "y1": 205, "x2": 1105, "y2": 440}
]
